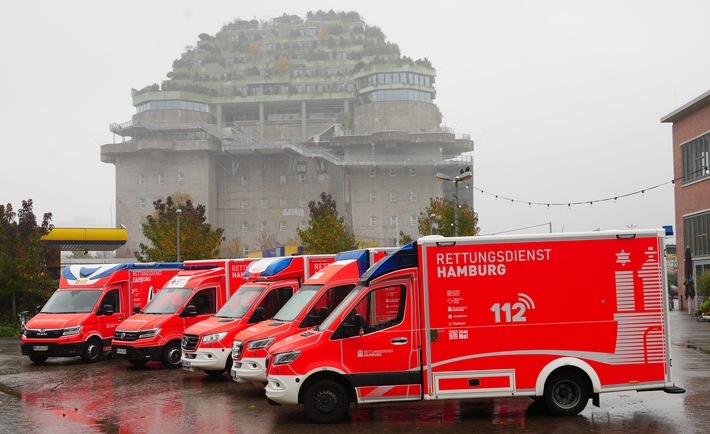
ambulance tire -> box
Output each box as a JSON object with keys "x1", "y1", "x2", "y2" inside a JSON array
[
  {"x1": 81, "y1": 337, "x2": 103, "y2": 363},
  {"x1": 29, "y1": 355, "x2": 49, "y2": 363},
  {"x1": 543, "y1": 371, "x2": 589, "y2": 416},
  {"x1": 162, "y1": 341, "x2": 182, "y2": 369},
  {"x1": 304, "y1": 379, "x2": 350, "y2": 424}
]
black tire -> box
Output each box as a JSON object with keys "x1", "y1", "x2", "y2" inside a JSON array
[
  {"x1": 29, "y1": 355, "x2": 48, "y2": 363},
  {"x1": 129, "y1": 359, "x2": 148, "y2": 366},
  {"x1": 543, "y1": 371, "x2": 590, "y2": 416},
  {"x1": 303, "y1": 379, "x2": 350, "y2": 424},
  {"x1": 80, "y1": 338, "x2": 103, "y2": 363},
  {"x1": 162, "y1": 341, "x2": 182, "y2": 369}
]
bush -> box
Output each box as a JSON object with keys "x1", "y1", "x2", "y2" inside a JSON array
[{"x1": 697, "y1": 272, "x2": 710, "y2": 298}]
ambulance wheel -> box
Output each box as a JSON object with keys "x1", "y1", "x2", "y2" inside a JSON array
[
  {"x1": 81, "y1": 337, "x2": 103, "y2": 363},
  {"x1": 162, "y1": 341, "x2": 182, "y2": 369},
  {"x1": 29, "y1": 355, "x2": 48, "y2": 363},
  {"x1": 304, "y1": 379, "x2": 350, "y2": 424},
  {"x1": 543, "y1": 371, "x2": 589, "y2": 416}
]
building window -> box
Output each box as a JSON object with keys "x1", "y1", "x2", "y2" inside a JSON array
[
  {"x1": 157, "y1": 173, "x2": 165, "y2": 184},
  {"x1": 139, "y1": 198, "x2": 147, "y2": 209},
  {"x1": 410, "y1": 191, "x2": 417, "y2": 202},
  {"x1": 241, "y1": 176, "x2": 248, "y2": 186},
  {"x1": 299, "y1": 221, "x2": 308, "y2": 230},
  {"x1": 138, "y1": 174, "x2": 146, "y2": 185},
  {"x1": 279, "y1": 174, "x2": 287, "y2": 185},
  {"x1": 241, "y1": 199, "x2": 249, "y2": 209},
  {"x1": 369, "y1": 168, "x2": 377, "y2": 177},
  {"x1": 370, "y1": 191, "x2": 377, "y2": 203},
  {"x1": 241, "y1": 222, "x2": 249, "y2": 233},
  {"x1": 261, "y1": 199, "x2": 268, "y2": 209},
  {"x1": 280, "y1": 198, "x2": 288, "y2": 208},
  {"x1": 318, "y1": 174, "x2": 325, "y2": 184},
  {"x1": 280, "y1": 221, "x2": 287, "y2": 232},
  {"x1": 261, "y1": 221, "x2": 268, "y2": 232},
  {"x1": 370, "y1": 216, "x2": 377, "y2": 227},
  {"x1": 261, "y1": 175, "x2": 268, "y2": 186},
  {"x1": 685, "y1": 211, "x2": 710, "y2": 258},
  {"x1": 177, "y1": 173, "x2": 184, "y2": 184},
  {"x1": 409, "y1": 168, "x2": 416, "y2": 177},
  {"x1": 389, "y1": 168, "x2": 397, "y2": 177},
  {"x1": 390, "y1": 216, "x2": 398, "y2": 227},
  {"x1": 298, "y1": 174, "x2": 306, "y2": 184},
  {"x1": 682, "y1": 133, "x2": 710, "y2": 184},
  {"x1": 389, "y1": 191, "x2": 398, "y2": 203},
  {"x1": 410, "y1": 215, "x2": 418, "y2": 226},
  {"x1": 299, "y1": 198, "x2": 307, "y2": 208},
  {"x1": 296, "y1": 161, "x2": 307, "y2": 173}
]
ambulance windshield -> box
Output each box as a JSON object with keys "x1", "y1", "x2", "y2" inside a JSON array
[
  {"x1": 273, "y1": 285, "x2": 321, "y2": 322},
  {"x1": 41, "y1": 289, "x2": 102, "y2": 314},
  {"x1": 143, "y1": 287, "x2": 192, "y2": 314},
  {"x1": 216, "y1": 284, "x2": 264, "y2": 318}
]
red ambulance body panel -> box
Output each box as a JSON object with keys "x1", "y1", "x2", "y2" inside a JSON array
[
  {"x1": 265, "y1": 230, "x2": 684, "y2": 423},
  {"x1": 111, "y1": 259, "x2": 255, "y2": 369},
  {"x1": 180, "y1": 255, "x2": 335, "y2": 376},
  {"x1": 21, "y1": 263, "x2": 182, "y2": 364},
  {"x1": 231, "y1": 248, "x2": 394, "y2": 383}
]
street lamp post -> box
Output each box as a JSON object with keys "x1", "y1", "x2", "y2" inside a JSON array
[
  {"x1": 176, "y1": 208, "x2": 182, "y2": 262},
  {"x1": 435, "y1": 168, "x2": 472, "y2": 237}
]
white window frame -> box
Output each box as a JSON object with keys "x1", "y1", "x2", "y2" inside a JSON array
[
  {"x1": 389, "y1": 168, "x2": 397, "y2": 177},
  {"x1": 261, "y1": 199, "x2": 268, "y2": 209},
  {"x1": 241, "y1": 222, "x2": 249, "y2": 233},
  {"x1": 241, "y1": 199, "x2": 249, "y2": 209},
  {"x1": 389, "y1": 191, "x2": 398, "y2": 203},
  {"x1": 369, "y1": 216, "x2": 377, "y2": 227}
]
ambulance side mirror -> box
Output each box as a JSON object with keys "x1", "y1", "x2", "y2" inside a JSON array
[
  {"x1": 133, "y1": 306, "x2": 140, "y2": 314},
  {"x1": 354, "y1": 313, "x2": 365, "y2": 336},
  {"x1": 98, "y1": 304, "x2": 114, "y2": 316},
  {"x1": 181, "y1": 305, "x2": 198, "y2": 318},
  {"x1": 247, "y1": 306, "x2": 265, "y2": 324}
]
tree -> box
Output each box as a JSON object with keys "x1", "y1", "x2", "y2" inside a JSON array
[
  {"x1": 419, "y1": 197, "x2": 479, "y2": 237},
  {"x1": 398, "y1": 231, "x2": 413, "y2": 245},
  {"x1": 256, "y1": 233, "x2": 279, "y2": 251},
  {"x1": 297, "y1": 192, "x2": 355, "y2": 254},
  {"x1": 136, "y1": 196, "x2": 224, "y2": 262},
  {"x1": 222, "y1": 237, "x2": 247, "y2": 258},
  {"x1": 0, "y1": 200, "x2": 55, "y2": 322}
]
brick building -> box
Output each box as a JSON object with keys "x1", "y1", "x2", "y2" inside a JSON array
[
  {"x1": 101, "y1": 11, "x2": 472, "y2": 255},
  {"x1": 661, "y1": 90, "x2": 710, "y2": 312}
]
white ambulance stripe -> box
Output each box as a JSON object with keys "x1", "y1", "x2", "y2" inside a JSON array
[{"x1": 365, "y1": 386, "x2": 394, "y2": 397}]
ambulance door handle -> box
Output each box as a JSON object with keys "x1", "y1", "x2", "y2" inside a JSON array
[{"x1": 391, "y1": 338, "x2": 408, "y2": 345}]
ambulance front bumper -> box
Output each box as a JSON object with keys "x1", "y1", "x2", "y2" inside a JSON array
[
  {"x1": 231, "y1": 357, "x2": 267, "y2": 383},
  {"x1": 265, "y1": 374, "x2": 301, "y2": 405},
  {"x1": 181, "y1": 348, "x2": 230, "y2": 372}
]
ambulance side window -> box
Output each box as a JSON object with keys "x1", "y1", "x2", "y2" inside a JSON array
[
  {"x1": 251, "y1": 286, "x2": 294, "y2": 323},
  {"x1": 191, "y1": 288, "x2": 217, "y2": 315},
  {"x1": 301, "y1": 284, "x2": 354, "y2": 328},
  {"x1": 335, "y1": 284, "x2": 405, "y2": 338},
  {"x1": 101, "y1": 289, "x2": 120, "y2": 314}
]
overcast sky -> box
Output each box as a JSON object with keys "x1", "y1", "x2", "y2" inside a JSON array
[{"x1": 2, "y1": 0, "x2": 708, "y2": 242}]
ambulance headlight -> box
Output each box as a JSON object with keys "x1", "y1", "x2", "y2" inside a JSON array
[
  {"x1": 62, "y1": 325, "x2": 83, "y2": 336},
  {"x1": 247, "y1": 338, "x2": 275, "y2": 350},
  {"x1": 232, "y1": 340, "x2": 244, "y2": 358},
  {"x1": 272, "y1": 350, "x2": 300, "y2": 365},
  {"x1": 202, "y1": 332, "x2": 227, "y2": 343},
  {"x1": 138, "y1": 328, "x2": 161, "y2": 339}
]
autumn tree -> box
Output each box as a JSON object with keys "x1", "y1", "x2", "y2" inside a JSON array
[
  {"x1": 222, "y1": 237, "x2": 247, "y2": 258},
  {"x1": 419, "y1": 197, "x2": 479, "y2": 237},
  {"x1": 0, "y1": 200, "x2": 56, "y2": 322},
  {"x1": 256, "y1": 232, "x2": 279, "y2": 251},
  {"x1": 136, "y1": 196, "x2": 224, "y2": 262},
  {"x1": 297, "y1": 192, "x2": 355, "y2": 254}
]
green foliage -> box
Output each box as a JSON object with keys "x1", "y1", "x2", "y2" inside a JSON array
[
  {"x1": 0, "y1": 200, "x2": 56, "y2": 323},
  {"x1": 297, "y1": 192, "x2": 355, "y2": 254},
  {"x1": 136, "y1": 196, "x2": 224, "y2": 262},
  {"x1": 697, "y1": 272, "x2": 710, "y2": 298},
  {"x1": 418, "y1": 197, "x2": 479, "y2": 237},
  {"x1": 399, "y1": 231, "x2": 413, "y2": 245},
  {"x1": 667, "y1": 270, "x2": 678, "y2": 288},
  {"x1": 699, "y1": 297, "x2": 710, "y2": 315}
]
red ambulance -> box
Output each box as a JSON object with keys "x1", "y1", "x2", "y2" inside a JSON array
[
  {"x1": 111, "y1": 259, "x2": 254, "y2": 368},
  {"x1": 231, "y1": 248, "x2": 393, "y2": 383},
  {"x1": 21, "y1": 262, "x2": 182, "y2": 363},
  {"x1": 180, "y1": 255, "x2": 335, "y2": 376},
  {"x1": 265, "y1": 230, "x2": 685, "y2": 423}
]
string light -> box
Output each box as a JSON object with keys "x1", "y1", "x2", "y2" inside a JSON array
[{"x1": 473, "y1": 168, "x2": 706, "y2": 209}]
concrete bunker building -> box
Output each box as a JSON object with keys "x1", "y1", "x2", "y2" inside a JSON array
[{"x1": 101, "y1": 11, "x2": 472, "y2": 254}]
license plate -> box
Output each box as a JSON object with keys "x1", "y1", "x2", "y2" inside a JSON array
[
  {"x1": 116, "y1": 348, "x2": 127, "y2": 355},
  {"x1": 33, "y1": 345, "x2": 48, "y2": 351}
]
